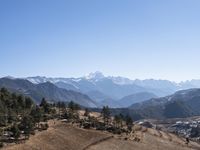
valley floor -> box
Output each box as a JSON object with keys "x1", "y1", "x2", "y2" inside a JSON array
[{"x1": 3, "y1": 120, "x2": 200, "y2": 150}]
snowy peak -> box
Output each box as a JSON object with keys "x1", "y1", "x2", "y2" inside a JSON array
[
  {"x1": 22, "y1": 73, "x2": 200, "y2": 99},
  {"x1": 26, "y1": 76, "x2": 49, "y2": 84},
  {"x1": 84, "y1": 71, "x2": 105, "y2": 80},
  {"x1": 108, "y1": 76, "x2": 134, "y2": 85},
  {"x1": 84, "y1": 72, "x2": 133, "y2": 85}
]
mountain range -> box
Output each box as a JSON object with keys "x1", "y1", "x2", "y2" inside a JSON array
[
  {"x1": 25, "y1": 72, "x2": 200, "y2": 106},
  {"x1": 2, "y1": 72, "x2": 200, "y2": 109}
]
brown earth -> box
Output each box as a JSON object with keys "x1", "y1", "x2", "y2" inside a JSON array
[
  {"x1": 3, "y1": 120, "x2": 200, "y2": 150},
  {"x1": 88, "y1": 127, "x2": 200, "y2": 150}
]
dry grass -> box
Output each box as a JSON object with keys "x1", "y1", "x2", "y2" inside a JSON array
[
  {"x1": 3, "y1": 120, "x2": 200, "y2": 150},
  {"x1": 3, "y1": 120, "x2": 110, "y2": 150},
  {"x1": 88, "y1": 128, "x2": 200, "y2": 150}
]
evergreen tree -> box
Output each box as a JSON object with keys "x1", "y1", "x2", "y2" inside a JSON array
[
  {"x1": 25, "y1": 97, "x2": 33, "y2": 109},
  {"x1": 40, "y1": 98, "x2": 50, "y2": 113},
  {"x1": 17, "y1": 95, "x2": 25, "y2": 109},
  {"x1": 30, "y1": 106, "x2": 42, "y2": 128},
  {"x1": 68, "y1": 101, "x2": 80, "y2": 112},
  {"x1": 101, "y1": 106, "x2": 111, "y2": 125},
  {"x1": 125, "y1": 115, "x2": 133, "y2": 131},
  {"x1": 84, "y1": 108, "x2": 90, "y2": 117},
  {"x1": 68, "y1": 101, "x2": 75, "y2": 112},
  {"x1": 114, "y1": 115, "x2": 121, "y2": 128},
  {"x1": 20, "y1": 116, "x2": 34, "y2": 139},
  {"x1": 74, "y1": 103, "x2": 80, "y2": 112},
  {"x1": 10, "y1": 124, "x2": 21, "y2": 141}
]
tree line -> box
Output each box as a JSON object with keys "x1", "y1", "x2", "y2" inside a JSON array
[
  {"x1": 0, "y1": 88, "x2": 53, "y2": 147},
  {"x1": 0, "y1": 87, "x2": 134, "y2": 147}
]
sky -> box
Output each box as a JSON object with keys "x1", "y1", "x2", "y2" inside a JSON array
[{"x1": 0, "y1": 0, "x2": 200, "y2": 82}]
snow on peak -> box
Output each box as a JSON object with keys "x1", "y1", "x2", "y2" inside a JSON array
[
  {"x1": 4, "y1": 76, "x2": 15, "y2": 79},
  {"x1": 109, "y1": 76, "x2": 134, "y2": 85},
  {"x1": 84, "y1": 71, "x2": 105, "y2": 80}
]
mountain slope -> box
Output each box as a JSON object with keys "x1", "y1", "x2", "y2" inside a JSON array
[
  {"x1": 117, "y1": 92, "x2": 157, "y2": 107},
  {"x1": 55, "y1": 81, "x2": 79, "y2": 92},
  {"x1": 23, "y1": 72, "x2": 200, "y2": 108},
  {"x1": 25, "y1": 72, "x2": 200, "y2": 98},
  {"x1": 86, "y1": 90, "x2": 111, "y2": 102},
  {"x1": 4, "y1": 120, "x2": 200, "y2": 150},
  {"x1": 0, "y1": 78, "x2": 97, "y2": 107},
  {"x1": 129, "y1": 88, "x2": 200, "y2": 119},
  {"x1": 26, "y1": 72, "x2": 178, "y2": 99}
]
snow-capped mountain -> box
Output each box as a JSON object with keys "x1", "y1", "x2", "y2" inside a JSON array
[
  {"x1": 24, "y1": 72, "x2": 200, "y2": 101},
  {"x1": 84, "y1": 71, "x2": 105, "y2": 81},
  {"x1": 26, "y1": 73, "x2": 147, "y2": 99},
  {"x1": 3, "y1": 72, "x2": 200, "y2": 108},
  {"x1": 108, "y1": 76, "x2": 134, "y2": 85},
  {"x1": 26, "y1": 72, "x2": 135, "y2": 86}
]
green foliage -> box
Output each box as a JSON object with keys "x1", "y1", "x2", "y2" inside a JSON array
[
  {"x1": 30, "y1": 106, "x2": 42, "y2": 127},
  {"x1": 84, "y1": 108, "x2": 90, "y2": 117},
  {"x1": 114, "y1": 114, "x2": 123, "y2": 128},
  {"x1": 164, "y1": 101, "x2": 192, "y2": 118},
  {"x1": 57, "y1": 101, "x2": 66, "y2": 109},
  {"x1": 0, "y1": 88, "x2": 35, "y2": 126},
  {"x1": 25, "y1": 97, "x2": 33, "y2": 109},
  {"x1": 20, "y1": 116, "x2": 34, "y2": 139},
  {"x1": 10, "y1": 124, "x2": 21, "y2": 140},
  {"x1": 68, "y1": 101, "x2": 80, "y2": 113},
  {"x1": 0, "y1": 88, "x2": 56, "y2": 144},
  {"x1": 40, "y1": 98, "x2": 50, "y2": 113},
  {"x1": 57, "y1": 101, "x2": 66, "y2": 118},
  {"x1": 88, "y1": 116, "x2": 98, "y2": 127},
  {"x1": 101, "y1": 106, "x2": 111, "y2": 125},
  {"x1": 17, "y1": 95, "x2": 25, "y2": 109},
  {"x1": 125, "y1": 115, "x2": 133, "y2": 131}
]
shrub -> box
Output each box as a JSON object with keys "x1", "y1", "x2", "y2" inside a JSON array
[
  {"x1": 0, "y1": 142, "x2": 3, "y2": 148},
  {"x1": 45, "y1": 123, "x2": 49, "y2": 130}
]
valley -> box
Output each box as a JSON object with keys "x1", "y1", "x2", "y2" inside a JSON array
[{"x1": 1, "y1": 74, "x2": 200, "y2": 150}]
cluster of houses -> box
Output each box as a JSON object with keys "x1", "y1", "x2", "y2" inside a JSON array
[{"x1": 168, "y1": 119, "x2": 200, "y2": 142}]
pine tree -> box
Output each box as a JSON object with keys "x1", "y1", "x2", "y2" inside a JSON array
[
  {"x1": 114, "y1": 115, "x2": 121, "y2": 128},
  {"x1": 30, "y1": 106, "x2": 42, "y2": 128},
  {"x1": 11, "y1": 124, "x2": 21, "y2": 141},
  {"x1": 25, "y1": 97, "x2": 33, "y2": 109},
  {"x1": 40, "y1": 98, "x2": 50, "y2": 113},
  {"x1": 125, "y1": 115, "x2": 133, "y2": 131},
  {"x1": 101, "y1": 106, "x2": 111, "y2": 125},
  {"x1": 20, "y1": 116, "x2": 34, "y2": 140},
  {"x1": 84, "y1": 108, "x2": 90, "y2": 117}
]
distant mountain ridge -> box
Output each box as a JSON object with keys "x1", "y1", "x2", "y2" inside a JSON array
[
  {"x1": 118, "y1": 92, "x2": 157, "y2": 108},
  {"x1": 25, "y1": 72, "x2": 200, "y2": 101},
  {"x1": 2, "y1": 72, "x2": 200, "y2": 108},
  {"x1": 0, "y1": 78, "x2": 98, "y2": 107},
  {"x1": 129, "y1": 88, "x2": 200, "y2": 119}
]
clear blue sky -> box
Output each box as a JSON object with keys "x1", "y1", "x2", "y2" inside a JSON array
[{"x1": 0, "y1": 0, "x2": 200, "y2": 82}]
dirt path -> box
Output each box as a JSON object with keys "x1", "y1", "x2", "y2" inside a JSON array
[{"x1": 82, "y1": 136, "x2": 113, "y2": 150}]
